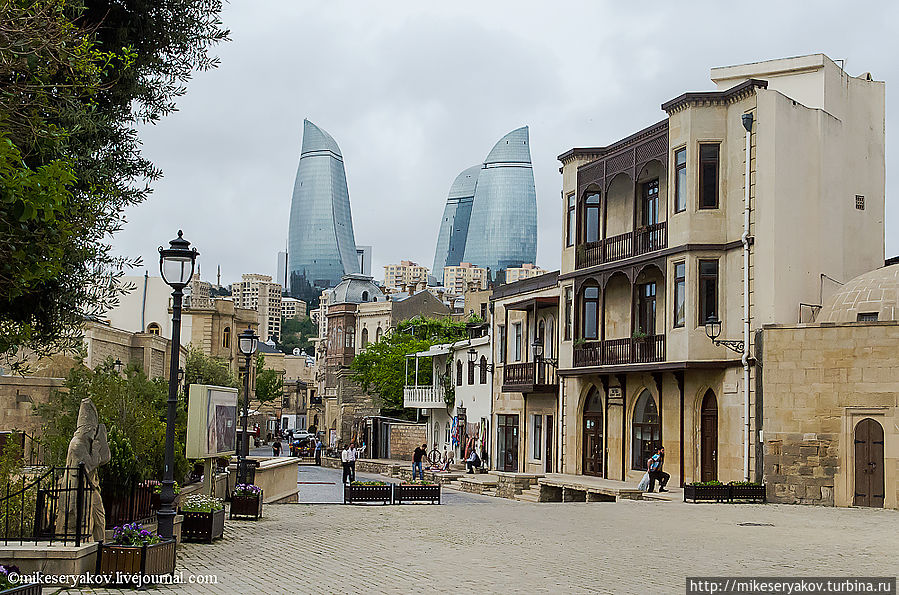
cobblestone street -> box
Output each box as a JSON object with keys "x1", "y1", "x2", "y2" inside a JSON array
[{"x1": 56, "y1": 466, "x2": 897, "y2": 595}]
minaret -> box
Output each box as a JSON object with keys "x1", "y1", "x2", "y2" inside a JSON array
[{"x1": 217, "y1": 265, "x2": 221, "y2": 288}]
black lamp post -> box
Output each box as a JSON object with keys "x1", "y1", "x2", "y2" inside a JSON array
[
  {"x1": 467, "y1": 347, "x2": 493, "y2": 372},
  {"x1": 704, "y1": 315, "x2": 744, "y2": 354},
  {"x1": 157, "y1": 230, "x2": 198, "y2": 539},
  {"x1": 237, "y1": 326, "x2": 258, "y2": 484},
  {"x1": 113, "y1": 359, "x2": 124, "y2": 375}
]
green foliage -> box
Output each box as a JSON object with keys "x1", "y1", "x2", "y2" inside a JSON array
[
  {"x1": 183, "y1": 346, "x2": 237, "y2": 388},
  {"x1": 0, "y1": 0, "x2": 228, "y2": 369},
  {"x1": 36, "y1": 357, "x2": 189, "y2": 482},
  {"x1": 278, "y1": 316, "x2": 316, "y2": 355},
  {"x1": 0, "y1": 438, "x2": 35, "y2": 540},
  {"x1": 254, "y1": 354, "x2": 283, "y2": 404},
  {"x1": 350, "y1": 316, "x2": 469, "y2": 417}
]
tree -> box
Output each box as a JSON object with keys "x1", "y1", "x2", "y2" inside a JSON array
[
  {"x1": 0, "y1": 0, "x2": 228, "y2": 371},
  {"x1": 183, "y1": 346, "x2": 237, "y2": 389},
  {"x1": 350, "y1": 317, "x2": 470, "y2": 418},
  {"x1": 278, "y1": 316, "x2": 316, "y2": 355},
  {"x1": 254, "y1": 354, "x2": 283, "y2": 405}
]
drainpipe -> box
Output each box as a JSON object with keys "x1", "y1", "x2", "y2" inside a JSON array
[{"x1": 741, "y1": 112, "x2": 754, "y2": 482}]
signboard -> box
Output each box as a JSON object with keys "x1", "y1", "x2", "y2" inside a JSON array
[
  {"x1": 186, "y1": 384, "x2": 239, "y2": 459},
  {"x1": 608, "y1": 387, "x2": 622, "y2": 398}
]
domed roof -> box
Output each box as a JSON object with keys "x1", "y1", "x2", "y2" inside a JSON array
[
  {"x1": 817, "y1": 264, "x2": 899, "y2": 323},
  {"x1": 329, "y1": 274, "x2": 385, "y2": 305}
]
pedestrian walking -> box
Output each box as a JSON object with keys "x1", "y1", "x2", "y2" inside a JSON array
[
  {"x1": 272, "y1": 439, "x2": 282, "y2": 457},
  {"x1": 346, "y1": 441, "x2": 358, "y2": 482},
  {"x1": 314, "y1": 438, "x2": 323, "y2": 466},
  {"x1": 648, "y1": 447, "x2": 670, "y2": 492},
  {"x1": 412, "y1": 443, "x2": 429, "y2": 480}
]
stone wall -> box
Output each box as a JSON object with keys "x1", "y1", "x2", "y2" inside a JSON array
[
  {"x1": 762, "y1": 322, "x2": 899, "y2": 508},
  {"x1": 388, "y1": 423, "x2": 427, "y2": 460},
  {"x1": 0, "y1": 376, "x2": 64, "y2": 435}
]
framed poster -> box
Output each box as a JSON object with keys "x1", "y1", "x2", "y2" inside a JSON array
[{"x1": 186, "y1": 384, "x2": 239, "y2": 459}]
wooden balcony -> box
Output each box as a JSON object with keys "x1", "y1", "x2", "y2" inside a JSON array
[
  {"x1": 576, "y1": 221, "x2": 667, "y2": 269},
  {"x1": 502, "y1": 361, "x2": 558, "y2": 393},
  {"x1": 573, "y1": 335, "x2": 666, "y2": 367},
  {"x1": 403, "y1": 386, "x2": 446, "y2": 409}
]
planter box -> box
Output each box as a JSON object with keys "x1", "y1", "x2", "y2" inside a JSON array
[
  {"x1": 684, "y1": 484, "x2": 731, "y2": 503},
  {"x1": 230, "y1": 492, "x2": 263, "y2": 520},
  {"x1": 394, "y1": 484, "x2": 441, "y2": 504},
  {"x1": 684, "y1": 484, "x2": 767, "y2": 503},
  {"x1": 0, "y1": 584, "x2": 42, "y2": 595},
  {"x1": 730, "y1": 484, "x2": 767, "y2": 503},
  {"x1": 180, "y1": 508, "x2": 225, "y2": 543},
  {"x1": 96, "y1": 539, "x2": 176, "y2": 585},
  {"x1": 343, "y1": 484, "x2": 392, "y2": 505}
]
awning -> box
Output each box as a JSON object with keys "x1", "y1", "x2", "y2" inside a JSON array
[{"x1": 406, "y1": 344, "x2": 451, "y2": 358}]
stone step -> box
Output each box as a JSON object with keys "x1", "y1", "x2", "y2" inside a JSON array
[{"x1": 514, "y1": 491, "x2": 540, "y2": 503}]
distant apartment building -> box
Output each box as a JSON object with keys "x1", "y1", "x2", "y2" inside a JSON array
[
  {"x1": 504, "y1": 263, "x2": 548, "y2": 283},
  {"x1": 282, "y1": 297, "x2": 307, "y2": 321},
  {"x1": 384, "y1": 261, "x2": 429, "y2": 291},
  {"x1": 443, "y1": 262, "x2": 488, "y2": 295},
  {"x1": 232, "y1": 273, "x2": 282, "y2": 342}
]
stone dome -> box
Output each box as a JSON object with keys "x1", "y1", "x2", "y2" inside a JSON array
[
  {"x1": 816, "y1": 264, "x2": 899, "y2": 323},
  {"x1": 329, "y1": 274, "x2": 385, "y2": 305}
]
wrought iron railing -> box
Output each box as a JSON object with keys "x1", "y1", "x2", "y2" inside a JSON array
[
  {"x1": 576, "y1": 221, "x2": 667, "y2": 268},
  {"x1": 1, "y1": 465, "x2": 92, "y2": 546},
  {"x1": 573, "y1": 335, "x2": 666, "y2": 367}
]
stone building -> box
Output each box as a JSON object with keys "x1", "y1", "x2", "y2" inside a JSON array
[
  {"x1": 281, "y1": 297, "x2": 307, "y2": 321},
  {"x1": 443, "y1": 263, "x2": 488, "y2": 295},
  {"x1": 182, "y1": 298, "x2": 259, "y2": 380},
  {"x1": 760, "y1": 263, "x2": 898, "y2": 509},
  {"x1": 231, "y1": 273, "x2": 283, "y2": 342},
  {"x1": 555, "y1": 53, "x2": 884, "y2": 487},
  {"x1": 504, "y1": 263, "x2": 548, "y2": 284},
  {"x1": 383, "y1": 260, "x2": 430, "y2": 291}
]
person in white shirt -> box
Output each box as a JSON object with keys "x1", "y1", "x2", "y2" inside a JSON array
[
  {"x1": 341, "y1": 445, "x2": 351, "y2": 484},
  {"x1": 345, "y1": 441, "x2": 358, "y2": 483}
]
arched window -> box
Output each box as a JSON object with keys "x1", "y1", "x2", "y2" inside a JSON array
[
  {"x1": 375, "y1": 327, "x2": 383, "y2": 342},
  {"x1": 362, "y1": 291, "x2": 369, "y2": 302},
  {"x1": 479, "y1": 355, "x2": 488, "y2": 384},
  {"x1": 467, "y1": 359, "x2": 475, "y2": 385},
  {"x1": 456, "y1": 360, "x2": 463, "y2": 386},
  {"x1": 147, "y1": 322, "x2": 161, "y2": 335},
  {"x1": 584, "y1": 192, "x2": 601, "y2": 243},
  {"x1": 581, "y1": 285, "x2": 600, "y2": 340},
  {"x1": 361, "y1": 328, "x2": 369, "y2": 347},
  {"x1": 222, "y1": 326, "x2": 231, "y2": 348},
  {"x1": 445, "y1": 422, "x2": 451, "y2": 444},
  {"x1": 632, "y1": 390, "x2": 661, "y2": 470}
]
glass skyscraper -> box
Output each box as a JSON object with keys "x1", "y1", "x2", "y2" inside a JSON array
[
  {"x1": 432, "y1": 126, "x2": 537, "y2": 283},
  {"x1": 287, "y1": 120, "x2": 359, "y2": 301}
]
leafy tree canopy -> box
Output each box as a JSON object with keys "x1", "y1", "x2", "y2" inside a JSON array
[
  {"x1": 183, "y1": 346, "x2": 237, "y2": 389},
  {"x1": 254, "y1": 354, "x2": 283, "y2": 404},
  {"x1": 0, "y1": 0, "x2": 228, "y2": 371},
  {"x1": 278, "y1": 315, "x2": 316, "y2": 355},
  {"x1": 350, "y1": 316, "x2": 471, "y2": 418}
]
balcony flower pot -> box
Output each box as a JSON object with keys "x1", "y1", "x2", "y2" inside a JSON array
[
  {"x1": 683, "y1": 482, "x2": 730, "y2": 503},
  {"x1": 394, "y1": 481, "x2": 441, "y2": 504},
  {"x1": 344, "y1": 481, "x2": 392, "y2": 505},
  {"x1": 96, "y1": 523, "x2": 176, "y2": 585},
  {"x1": 179, "y1": 495, "x2": 225, "y2": 543},
  {"x1": 230, "y1": 484, "x2": 263, "y2": 520},
  {"x1": 0, "y1": 565, "x2": 41, "y2": 595}
]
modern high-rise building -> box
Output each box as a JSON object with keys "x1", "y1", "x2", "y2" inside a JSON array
[
  {"x1": 432, "y1": 165, "x2": 479, "y2": 283},
  {"x1": 287, "y1": 120, "x2": 359, "y2": 301},
  {"x1": 431, "y1": 127, "x2": 537, "y2": 284}
]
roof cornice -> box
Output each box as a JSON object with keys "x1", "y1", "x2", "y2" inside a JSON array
[{"x1": 661, "y1": 79, "x2": 768, "y2": 115}]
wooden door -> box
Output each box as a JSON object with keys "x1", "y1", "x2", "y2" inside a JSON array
[
  {"x1": 545, "y1": 416, "x2": 553, "y2": 473},
  {"x1": 700, "y1": 390, "x2": 718, "y2": 482},
  {"x1": 854, "y1": 418, "x2": 885, "y2": 508},
  {"x1": 583, "y1": 415, "x2": 603, "y2": 476}
]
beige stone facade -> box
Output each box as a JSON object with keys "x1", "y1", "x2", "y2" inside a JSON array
[
  {"x1": 383, "y1": 260, "x2": 429, "y2": 291},
  {"x1": 443, "y1": 263, "x2": 488, "y2": 295},
  {"x1": 183, "y1": 298, "x2": 259, "y2": 380},
  {"x1": 232, "y1": 273, "x2": 283, "y2": 342},
  {"x1": 281, "y1": 297, "x2": 306, "y2": 321},
  {"x1": 554, "y1": 54, "x2": 884, "y2": 492}
]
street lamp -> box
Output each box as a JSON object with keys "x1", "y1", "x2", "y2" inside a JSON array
[
  {"x1": 531, "y1": 339, "x2": 558, "y2": 367},
  {"x1": 467, "y1": 347, "x2": 493, "y2": 372},
  {"x1": 113, "y1": 359, "x2": 124, "y2": 374},
  {"x1": 704, "y1": 315, "x2": 744, "y2": 354},
  {"x1": 157, "y1": 230, "x2": 198, "y2": 539},
  {"x1": 237, "y1": 326, "x2": 258, "y2": 484}
]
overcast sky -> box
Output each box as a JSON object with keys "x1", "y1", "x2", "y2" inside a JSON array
[{"x1": 113, "y1": 0, "x2": 898, "y2": 287}]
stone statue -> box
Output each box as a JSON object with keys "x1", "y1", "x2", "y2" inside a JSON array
[{"x1": 56, "y1": 398, "x2": 111, "y2": 542}]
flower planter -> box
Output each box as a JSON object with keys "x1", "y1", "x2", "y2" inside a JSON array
[
  {"x1": 394, "y1": 484, "x2": 441, "y2": 504},
  {"x1": 343, "y1": 484, "x2": 392, "y2": 505},
  {"x1": 730, "y1": 484, "x2": 767, "y2": 503},
  {"x1": 180, "y1": 507, "x2": 225, "y2": 543},
  {"x1": 0, "y1": 584, "x2": 42, "y2": 595},
  {"x1": 96, "y1": 539, "x2": 176, "y2": 585},
  {"x1": 230, "y1": 492, "x2": 263, "y2": 520},
  {"x1": 683, "y1": 484, "x2": 731, "y2": 503},
  {"x1": 684, "y1": 483, "x2": 767, "y2": 503}
]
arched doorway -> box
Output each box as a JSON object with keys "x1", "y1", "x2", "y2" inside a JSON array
[
  {"x1": 854, "y1": 418, "x2": 885, "y2": 508},
  {"x1": 582, "y1": 388, "x2": 603, "y2": 476},
  {"x1": 632, "y1": 390, "x2": 660, "y2": 470},
  {"x1": 700, "y1": 390, "x2": 718, "y2": 482}
]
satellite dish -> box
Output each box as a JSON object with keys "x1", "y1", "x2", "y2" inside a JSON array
[{"x1": 293, "y1": 348, "x2": 301, "y2": 356}]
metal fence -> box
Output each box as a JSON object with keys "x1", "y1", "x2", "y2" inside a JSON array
[
  {"x1": 1, "y1": 464, "x2": 92, "y2": 546},
  {"x1": 100, "y1": 479, "x2": 156, "y2": 529}
]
